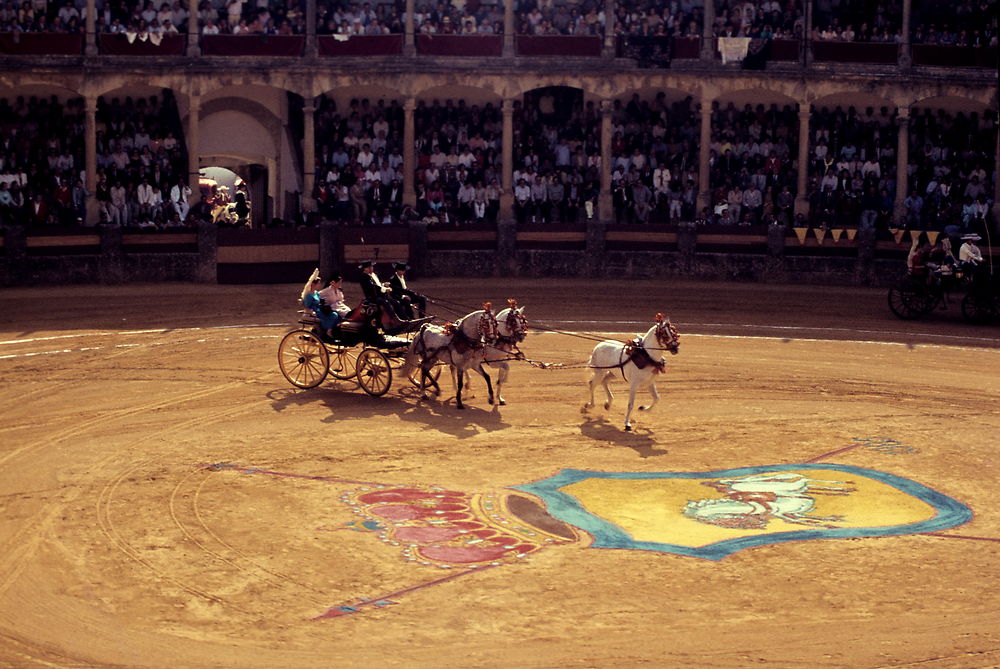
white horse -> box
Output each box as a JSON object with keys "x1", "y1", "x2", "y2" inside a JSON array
[
  {"x1": 582, "y1": 313, "x2": 680, "y2": 431},
  {"x1": 404, "y1": 303, "x2": 500, "y2": 409},
  {"x1": 464, "y1": 300, "x2": 528, "y2": 406}
]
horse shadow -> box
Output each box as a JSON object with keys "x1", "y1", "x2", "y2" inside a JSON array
[
  {"x1": 266, "y1": 383, "x2": 511, "y2": 439},
  {"x1": 579, "y1": 416, "x2": 669, "y2": 458}
]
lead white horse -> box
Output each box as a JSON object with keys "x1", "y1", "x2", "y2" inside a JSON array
[
  {"x1": 582, "y1": 313, "x2": 680, "y2": 431},
  {"x1": 404, "y1": 303, "x2": 500, "y2": 409}
]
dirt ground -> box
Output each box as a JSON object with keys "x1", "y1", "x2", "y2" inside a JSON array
[{"x1": 1, "y1": 278, "x2": 998, "y2": 669}]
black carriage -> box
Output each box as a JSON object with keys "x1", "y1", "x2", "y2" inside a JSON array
[
  {"x1": 888, "y1": 261, "x2": 999, "y2": 325},
  {"x1": 277, "y1": 300, "x2": 435, "y2": 396}
]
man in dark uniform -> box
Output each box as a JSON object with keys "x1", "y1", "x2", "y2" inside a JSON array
[
  {"x1": 358, "y1": 260, "x2": 391, "y2": 302},
  {"x1": 387, "y1": 262, "x2": 427, "y2": 318}
]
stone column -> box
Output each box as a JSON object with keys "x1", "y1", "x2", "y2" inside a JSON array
[
  {"x1": 306, "y1": 0, "x2": 317, "y2": 56},
  {"x1": 187, "y1": 0, "x2": 199, "y2": 56},
  {"x1": 85, "y1": 0, "x2": 97, "y2": 55},
  {"x1": 500, "y1": 98, "x2": 514, "y2": 220},
  {"x1": 599, "y1": 99, "x2": 613, "y2": 222},
  {"x1": 187, "y1": 95, "x2": 201, "y2": 205},
  {"x1": 503, "y1": 0, "x2": 515, "y2": 57},
  {"x1": 894, "y1": 107, "x2": 909, "y2": 224},
  {"x1": 195, "y1": 219, "x2": 218, "y2": 283},
  {"x1": 98, "y1": 223, "x2": 124, "y2": 283},
  {"x1": 992, "y1": 129, "x2": 1000, "y2": 232},
  {"x1": 700, "y1": 0, "x2": 715, "y2": 62},
  {"x1": 898, "y1": 0, "x2": 911, "y2": 67},
  {"x1": 84, "y1": 95, "x2": 98, "y2": 225},
  {"x1": 695, "y1": 101, "x2": 712, "y2": 213},
  {"x1": 403, "y1": 97, "x2": 416, "y2": 206},
  {"x1": 403, "y1": 0, "x2": 415, "y2": 56},
  {"x1": 794, "y1": 103, "x2": 811, "y2": 217},
  {"x1": 303, "y1": 99, "x2": 317, "y2": 213},
  {"x1": 603, "y1": 0, "x2": 616, "y2": 57},
  {"x1": 803, "y1": 0, "x2": 813, "y2": 66}
]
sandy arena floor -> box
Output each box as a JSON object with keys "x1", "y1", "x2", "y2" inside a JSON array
[{"x1": 1, "y1": 278, "x2": 998, "y2": 668}]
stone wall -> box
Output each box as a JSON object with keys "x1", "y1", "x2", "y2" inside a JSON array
[{"x1": 2, "y1": 219, "x2": 968, "y2": 288}]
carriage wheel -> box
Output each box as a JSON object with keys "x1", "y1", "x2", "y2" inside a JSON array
[
  {"x1": 329, "y1": 346, "x2": 359, "y2": 380},
  {"x1": 408, "y1": 362, "x2": 443, "y2": 388},
  {"x1": 961, "y1": 292, "x2": 998, "y2": 325},
  {"x1": 888, "y1": 278, "x2": 934, "y2": 320},
  {"x1": 356, "y1": 348, "x2": 393, "y2": 397},
  {"x1": 278, "y1": 330, "x2": 329, "y2": 389}
]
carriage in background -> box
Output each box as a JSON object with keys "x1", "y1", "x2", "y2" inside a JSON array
[
  {"x1": 888, "y1": 261, "x2": 999, "y2": 324},
  {"x1": 277, "y1": 299, "x2": 435, "y2": 397}
]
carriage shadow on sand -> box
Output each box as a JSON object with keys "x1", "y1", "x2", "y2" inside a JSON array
[
  {"x1": 579, "y1": 416, "x2": 669, "y2": 459},
  {"x1": 266, "y1": 382, "x2": 512, "y2": 439}
]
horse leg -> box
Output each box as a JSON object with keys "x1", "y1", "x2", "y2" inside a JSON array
[
  {"x1": 623, "y1": 380, "x2": 640, "y2": 431},
  {"x1": 495, "y1": 362, "x2": 509, "y2": 406},
  {"x1": 474, "y1": 365, "x2": 494, "y2": 405},
  {"x1": 601, "y1": 372, "x2": 614, "y2": 410},
  {"x1": 424, "y1": 364, "x2": 441, "y2": 396},
  {"x1": 639, "y1": 378, "x2": 659, "y2": 412},
  {"x1": 583, "y1": 370, "x2": 599, "y2": 411},
  {"x1": 455, "y1": 366, "x2": 465, "y2": 409}
]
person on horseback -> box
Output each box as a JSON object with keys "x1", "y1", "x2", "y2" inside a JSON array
[{"x1": 388, "y1": 262, "x2": 427, "y2": 319}]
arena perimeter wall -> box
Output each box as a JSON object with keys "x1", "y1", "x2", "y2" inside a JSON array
[{"x1": 3, "y1": 220, "x2": 988, "y2": 288}]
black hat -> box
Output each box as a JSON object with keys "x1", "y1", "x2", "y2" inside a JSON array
[
  {"x1": 358, "y1": 260, "x2": 374, "y2": 269},
  {"x1": 393, "y1": 262, "x2": 409, "y2": 271}
]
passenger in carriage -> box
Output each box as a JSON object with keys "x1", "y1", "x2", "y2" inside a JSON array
[
  {"x1": 300, "y1": 269, "x2": 348, "y2": 340},
  {"x1": 319, "y1": 272, "x2": 353, "y2": 320},
  {"x1": 388, "y1": 262, "x2": 427, "y2": 319}
]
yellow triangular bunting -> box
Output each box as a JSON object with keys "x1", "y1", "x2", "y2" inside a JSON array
[
  {"x1": 813, "y1": 228, "x2": 826, "y2": 244},
  {"x1": 892, "y1": 228, "x2": 906, "y2": 244},
  {"x1": 793, "y1": 227, "x2": 808, "y2": 244},
  {"x1": 926, "y1": 230, "x2": 940, "y2": 244},
  {"x1": 846, "y1": 229, "x2": 857, "y2": 240},
  {"x1": 831, "y1": 228, "x2": 843, "y2": 243}
]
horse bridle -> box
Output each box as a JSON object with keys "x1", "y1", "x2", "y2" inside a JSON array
[{"x1": 653, "y1": 314, "x2": 680, "y2": 353}]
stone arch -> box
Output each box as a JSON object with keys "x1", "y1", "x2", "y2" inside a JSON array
[
  {"x1": 0, "y1": 82, "x2": 81, "y2": 101},
  {"x1": 810, "y1": 91, "x2": 897, "y2": 113},
  {"x1": 413, "y1": 83, "x2": 500, "y2": 105},
  {"x1": 199, "y1": 91, "x2": 288, "y2": 225},
  {"x1": 910, "y1": 94, "x2": 996, "y2": 114},
  {"x1": 319, "y1": 83, "x2": 407, "y2": 110}
]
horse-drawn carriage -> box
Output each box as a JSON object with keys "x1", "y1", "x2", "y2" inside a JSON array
[
  {"x1": 277, "y1": 299, "x2": 434, "y2": 396},
  {"x1": 888, "y1": 261, "x2": 999, "y2": 324}
]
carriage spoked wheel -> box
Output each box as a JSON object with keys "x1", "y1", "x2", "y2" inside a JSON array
[
  {"x1": 356, "y1": 348, "x2": 393, "y2": 397},
  {"x1": 329, "y1": 345, "x2": 359, "y2": 380},
  {"x1": 961, "y1": 292, "x2": 999, "y2": 325},
  {"x1": 888, "y1": 276, "x2": 935, "y2": 320},
  {"x1": 278, "y1": 329, "x2": 330, "y2": 389},
  {"x1": 408, "y1": 362, "x2": 443, "y2": 388}
]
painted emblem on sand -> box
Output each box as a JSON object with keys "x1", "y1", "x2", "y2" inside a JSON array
[
  {"x1": 205, "y1": 460, "x2": 970, "y2": 618},
  {"x1": 514, "y1": 464, "x2": 971, "y2": 560}
]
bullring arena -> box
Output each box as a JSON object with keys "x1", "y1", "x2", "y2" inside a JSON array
[{"x1": 1, "y1": 277, "x2": 998, "y2": 668}]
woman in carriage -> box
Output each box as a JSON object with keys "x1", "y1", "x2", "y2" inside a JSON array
[{"x1": 300, "y1": 269, "x2": 351, "y2": 339}]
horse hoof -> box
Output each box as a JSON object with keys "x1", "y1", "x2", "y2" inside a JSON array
[
  {"x1": 498, "y1": 399, "x2": 506, "y2": 406},
  {"x1": 603, "y1": 402, "x2": 611, "y2": 410},
  {"x1": 456, "y1": 404, "x2": 465, "y2": 410},
  {"x1": 624, "y1": 424, "x2": 632, "y2": 432},
  {"x1": 639, "y1": 405, "x2": 649, "y2": 412}
]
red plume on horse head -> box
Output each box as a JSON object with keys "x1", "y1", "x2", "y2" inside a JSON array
[
  {"x1": 482, "y1": 302, "x2": 493, "y2": 313},
  {"x1": 655, "y1": 312, "x2": 664, "y2": 322},
  {"x1": 508, "y1": 298, "x2": 518, "y2": 309}
]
